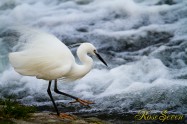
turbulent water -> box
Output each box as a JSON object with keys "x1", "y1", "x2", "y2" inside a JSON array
[{"x1": 0, "y1": 0, "x2": 187, "y2": 118}]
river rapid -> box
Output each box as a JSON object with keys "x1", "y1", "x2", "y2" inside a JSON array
[{"x1": 0, "y1": 0, "x2": 187, "y2": 121}]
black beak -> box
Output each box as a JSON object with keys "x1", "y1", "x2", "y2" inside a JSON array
[{"x1": 94, "y1": 51, "x2": 108, "y2": 67}]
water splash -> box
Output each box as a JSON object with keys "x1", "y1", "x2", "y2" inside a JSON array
[{"x1": 0, "y1": 0, "x2": 187, "y2": 115}]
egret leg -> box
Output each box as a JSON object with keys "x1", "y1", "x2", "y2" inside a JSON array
[
  {"x1": 47, "y1": 80, "x2": 60, "y2": 116},
  {"x1": 54, "y1": 79, "x2": 94, "y2": 106},
  {"x1": 54, "y1": 79, "x2": 78, "y2": 99}
]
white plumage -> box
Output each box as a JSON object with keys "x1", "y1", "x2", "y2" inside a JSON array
[
  {"x1": 9, "y1": 29, "x2": 74, "y2": 80},
  {"x1": 9, "y1": 28, "x2": 107, "y2": 80},
  {"x1": 8, "y1": 28, "x2": 107, "y2": 117}
]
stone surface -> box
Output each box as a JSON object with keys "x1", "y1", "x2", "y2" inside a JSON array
[{"x1": 0, "y1": 112, "x2": 111, "y2": 124}]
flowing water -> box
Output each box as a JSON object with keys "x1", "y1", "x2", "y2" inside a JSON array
[{"x1": 0, "y1": 0, "x2": 187, "y2": 121}]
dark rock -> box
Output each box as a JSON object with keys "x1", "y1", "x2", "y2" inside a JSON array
[
  {"x1": 156, "y1": 0, "x2": 176, "y2": 5},
  {"x1": 1, "y1": 112, "x2": 110, "y2": 124},
  {"x1": 76, "y1": 28, "x2": 88, "y2": 33}
]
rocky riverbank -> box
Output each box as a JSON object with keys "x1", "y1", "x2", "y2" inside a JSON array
[
  {"x1": 0, "y1": 98, "x2": 111, "y2": 124},
  {"x1": 0, "y1": 112, "x2": 112, "y2": 124}
]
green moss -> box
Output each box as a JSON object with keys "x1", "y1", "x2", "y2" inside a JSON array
[{"x1": 0, "y1": 98, "x2": 36, "y2": 119}]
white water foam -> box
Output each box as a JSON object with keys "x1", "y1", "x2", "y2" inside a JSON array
[{"x1": 0, "y1": 0, "x2": 187, "y2": 114}]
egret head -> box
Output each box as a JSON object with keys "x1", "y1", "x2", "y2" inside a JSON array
[{"x1": 79, "y1": 43, "x2": 108, "y2": 67}]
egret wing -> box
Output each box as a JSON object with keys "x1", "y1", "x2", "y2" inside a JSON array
[{"x1": 9, "y1": 28, "x2": 74, "y2": 79}]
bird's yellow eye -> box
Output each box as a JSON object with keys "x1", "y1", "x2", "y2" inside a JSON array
[{"x1": 93, "y1": 49, "x2": 96, "y2": 53}]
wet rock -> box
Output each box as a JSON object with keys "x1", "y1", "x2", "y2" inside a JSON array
[
  {"x1": 76, "y1": 28, "x2": 88, "y2": 33},
  {"x1": 117, "y1": 31, "x2": 173, "y2": 52},
  {"x1": 75, "y1": 0, "x2": 93, "y2": 5},
  {"x1": 156, "y1": 0, "x2": 176, "y2": 5},
  {"x1": 92, "y1": 30, "x2": 173, "y2": 54},
  {"x1": 1, "y1": 112, "x2": 110, "y2": 124}
]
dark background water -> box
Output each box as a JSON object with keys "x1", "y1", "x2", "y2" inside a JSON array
[{"x1": 0, "y1": 0, "x2": 187, "y2": 121}]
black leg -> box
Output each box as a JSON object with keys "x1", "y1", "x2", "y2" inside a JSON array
[
  {"x1": 47, "y1": 80, "x2": 60, "y2": 116},
  {"x1": 54, "y1": 79, "x2": 78, "y2": 100}
]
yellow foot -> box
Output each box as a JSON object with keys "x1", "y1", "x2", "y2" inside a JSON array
[
  {"x1": 59, "y1": 113, "x2": 76, "y2": 120},
  {"x1": 69, "y1": 98, "x2": 94, "y2": 106}
]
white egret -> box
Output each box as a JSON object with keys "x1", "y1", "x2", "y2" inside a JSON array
[{"x1": 8, "y1": 28, "x2": 107, "y2": 118}]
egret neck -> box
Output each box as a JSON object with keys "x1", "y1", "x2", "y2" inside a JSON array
[{"x1": 69, "y1": 45, "x2": 93, "y2": 80}]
